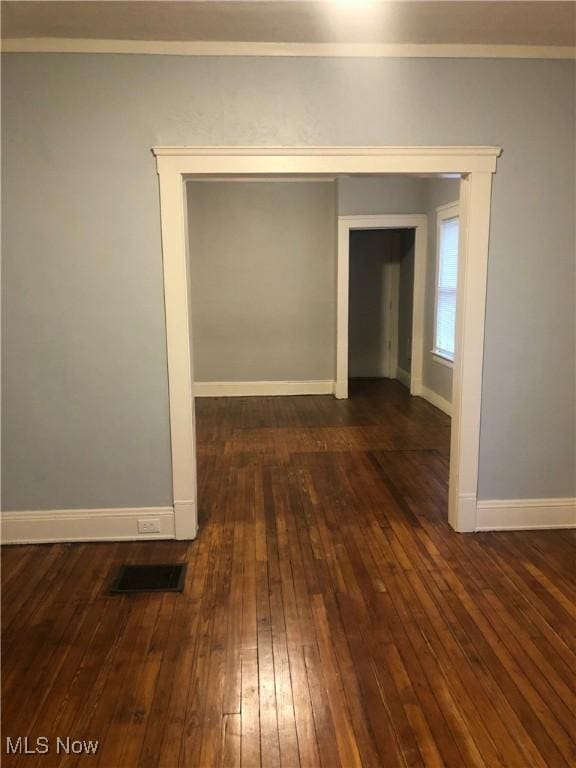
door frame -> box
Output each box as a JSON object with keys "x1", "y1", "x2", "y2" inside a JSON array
[
  {"x1": 336, "y1": 214, "x2": 427, "y2": 399},
  {"x1": 152, "y1": 146, "x2": 500, "y2": 536}
]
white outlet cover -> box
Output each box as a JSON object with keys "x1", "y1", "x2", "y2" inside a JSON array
[{"x1": 138, "y1": 518, "x2": 161, "y2": 534}]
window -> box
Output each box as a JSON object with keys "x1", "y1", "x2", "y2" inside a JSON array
[{"x1": 434, "y1": 203, "x2": 459, "y2": 363}]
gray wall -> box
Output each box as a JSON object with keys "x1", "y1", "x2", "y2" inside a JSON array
[
  {"x1": 2, "y1": 54, "x2": 574, "y2": 509},
  {"x1": 338, "y1": 176, "x2": 427, "y2": 215},
  {"x1": 187, "y1": 181, "x2": 336, "y2": 382},
  {"x1": 422, "y1": 178, "x2": 461, "y2": 402}
]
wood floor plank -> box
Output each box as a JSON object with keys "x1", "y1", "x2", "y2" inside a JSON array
[
  {"x1": 309, "y1": 594, "x2": 365, "y2": 768},
  {"x1": 286, "y1": 644, "x2": 322, "y2": 768},
  {"x1": 221, "y1": 713, "x2": 241, "y2": 768},
  {"x1": 241, "y1": 648, "x2": 260, "y2": 768},
  {"x1": 302, "y1": 643, "x2": 342, "y2": 768}
]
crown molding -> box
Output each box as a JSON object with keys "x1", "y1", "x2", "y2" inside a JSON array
[{"x1": 2, "y1": 38, "x2": 575, "y2": 60}]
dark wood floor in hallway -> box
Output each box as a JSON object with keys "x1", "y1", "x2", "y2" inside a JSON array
[{"x1": 2, "y1": 379, "x2": 576, "y2": 767}]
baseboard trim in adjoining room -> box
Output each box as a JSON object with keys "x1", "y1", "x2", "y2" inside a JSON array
[
  {"x1": 395, "y1": 367, "x2": 411, "y2": 389},
  {"x1": 475, "y1": 498, "x2": 576, "y2": 531},
  {"x1": 193, "y1": 380, "x2": 335, "y2": 397},
  {"x1": 1, "y1": 506, "x2": 176, "y2": 545},
  {"x1": 418, "y1": 385, "x2": 452, "y2": 416}
]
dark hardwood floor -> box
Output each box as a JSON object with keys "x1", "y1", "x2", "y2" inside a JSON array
[{"x1": 2, "y1": 379, "x2": 576, "y2": 767}]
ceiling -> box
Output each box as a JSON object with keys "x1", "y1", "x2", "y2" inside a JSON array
[{"x1": 2, "y1": 1, "x2": 575, "y2": 48}]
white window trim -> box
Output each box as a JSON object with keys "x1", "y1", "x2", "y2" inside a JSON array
[
  {"x1": 433, "y1": 201, "x2": 460, "y2": 365},
  {"x1": 432, "y1": 350, "x2": 454, "y2": 368}
]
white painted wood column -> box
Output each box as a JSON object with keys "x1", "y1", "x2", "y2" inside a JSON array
[
  {"x1": 335, "y1": 218, "x2": 350, "y2": 399},
  {"x1": 449, "y1": 171, "x2": 494, "y2": 532},
  {"x1": 156, "y1": 162, "x2": 198, "y2": 539}
]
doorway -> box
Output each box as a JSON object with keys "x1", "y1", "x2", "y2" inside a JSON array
[
  {"x1": 348, "y1": 227, "x2": 415, "y2": 387},
  {"x1": 153, "y1": 147, "x2": 499, "y2": 536},
  {"x1": 336, "y1": 214, "x2": 427, "y2": 400}
]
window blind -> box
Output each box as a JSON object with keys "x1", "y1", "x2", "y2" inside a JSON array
[{"x1": 435, "y1": 217, "x2": 459, "y2": 359}]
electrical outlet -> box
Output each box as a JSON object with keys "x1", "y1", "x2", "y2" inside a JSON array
[{"x1": 138, "y1": 518, "x2": 161, "y2": 534}]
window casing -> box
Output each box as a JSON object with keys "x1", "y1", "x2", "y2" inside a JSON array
[{"x1": 433, "y1": 203, "x2": 459, "y2": 364}]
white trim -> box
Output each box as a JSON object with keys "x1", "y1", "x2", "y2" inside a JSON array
[
  {"x1": 154, "y1": 147, "x2": 500, "y2": 536},
  {"x1": 157, "y1": 166, "x2": 198, "y2": 541},
  {"x1": 336, "y1": 214, "x2": 428, "y2": 400},
  {"x1": 156, "y1": 146, "x2": 499, "y2": 168},
  {"x1": 476, "y1": 498, "x2": 576, "y2": 531},
  {"x1": 395, "y1": 367, "x2": 411, "y2": 389},
  {"x1": 1, "y1": 507, "x2": 176, "y2": 545},
  {"x1": 436, "y1": 201, "x2": 461, "y2": 215},
  {"x1": 187, "y1": 176, "x2": 337, "y2": 183},
  {"x1": 419, "y1": 386, "x2": 452, "y2": 417},
  {"x1": 448, "y1": 173, "x2": 494, "y2": 532},
  {"x1": 457, "y1": 493, "x2": 480, "y2": 533},
  {"x1": 173, "y1": 501, "x2": 197, "y2": 539},
  {"x1": 431, "y1": 351, "x2": 454, "y2": 369},
  {"x1": 193, "y1": 380, "x2": 335, "y2": 398},
  {"x1": 2, "y1": 39, "x2": 575, "y2": 60}
]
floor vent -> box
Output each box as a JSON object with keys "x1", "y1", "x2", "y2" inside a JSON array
[{"x1": 109, "y1": 564, "x2": 186, "y2": 594}]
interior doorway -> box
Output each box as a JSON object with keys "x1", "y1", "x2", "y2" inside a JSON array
[
  {"x1": 348, "y1": 228, "x2": 414, "y2": 385},
  {"x1": 336, "y1": 214, "x2": 427, "y2": 400},
  {"x1": 153, "y1": 147, "x2": 500, "y2": 536}
]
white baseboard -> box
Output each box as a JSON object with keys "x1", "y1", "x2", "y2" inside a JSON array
[
  {"x1": 1, "y1": 506, "x2": 176, "y2": 545},
  {"x1": 395, "y1": 367, "x2": 411, "y2": 389},
  {"x1": 3, "y1": 497, "x2": 574, "y2": 543},
  {"x1": 419, "y1": 385, "x2": 452, "y2": 416},
  {"x1": 193, "y1": 380, "x2": 335, "y2": 397},
  {"x1": 476, "y1": 498, "x2": 576, "y2": 531}
]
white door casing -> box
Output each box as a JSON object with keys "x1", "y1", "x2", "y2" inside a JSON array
[
  {"x1": 153, "y1": 147, "x2": 500, "y2": 536},
  {"x1": 336, "y1": 214, "x2": 428, "y2": 399}
]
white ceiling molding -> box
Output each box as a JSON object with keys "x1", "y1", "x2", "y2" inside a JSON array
[{"x1": 2, "y1": 38, "x2": 575, "y2": 59}]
